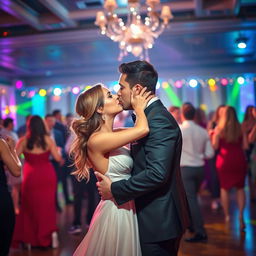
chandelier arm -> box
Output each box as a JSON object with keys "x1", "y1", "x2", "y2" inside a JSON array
[
  {"x1": 105, "y1": 22, "x2": 123, "y2": 39},
  {"x1": 151, "y1": 23, "x2": 166, "y2": 38}
]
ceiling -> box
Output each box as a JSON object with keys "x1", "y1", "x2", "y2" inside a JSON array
[{"x1": 0, "y1": 0, "x2": 256, "y2": 85}]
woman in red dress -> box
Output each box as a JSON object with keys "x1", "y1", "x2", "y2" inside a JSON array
[
  {"x1": 212, "y1": 106, "x2": 248, "y2": 230},
  {"x1": 14, "y1": 115, "x2": 62, "y2": 248}
]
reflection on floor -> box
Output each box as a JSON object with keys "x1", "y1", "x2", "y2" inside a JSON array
[{"x1": 10, "y1": 188, "x2": 256, "y2": 256}]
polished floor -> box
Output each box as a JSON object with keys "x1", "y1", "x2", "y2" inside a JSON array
[{"x1": 9, "y1": 188, "x2": 256, "y2": 256}]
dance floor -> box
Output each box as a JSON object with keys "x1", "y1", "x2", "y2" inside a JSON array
[{"x1": 9, "y1": 188, "x2": 256, "y2": 256}]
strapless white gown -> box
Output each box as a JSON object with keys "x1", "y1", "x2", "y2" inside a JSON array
[{"x1": 73, "y1": 147, "x2": 141, "y2": 256}]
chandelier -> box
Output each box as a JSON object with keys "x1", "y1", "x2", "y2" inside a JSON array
[{"x1": 95, "y1": 0, "x2": 173, "y2": 61}]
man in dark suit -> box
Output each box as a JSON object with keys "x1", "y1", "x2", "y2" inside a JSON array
[{"x1": 96, "y1": 60, "x2": 190, "y2": 256}]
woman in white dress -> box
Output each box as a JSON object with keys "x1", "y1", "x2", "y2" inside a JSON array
[{"x1": 70, "y1": 84, "x2": 153, "y2": 256}]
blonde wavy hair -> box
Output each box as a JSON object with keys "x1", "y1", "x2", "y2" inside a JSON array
[
  {"x1": 70, "y1": 84, "x2": 104, "y2": 181},
  {"x1": 218, "y1": 106, "x2": 242, "y2": 143}
]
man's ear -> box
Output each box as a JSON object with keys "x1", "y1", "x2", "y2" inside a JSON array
[{"x1": 132, "y1": 84, "x2": 143, "y2": 93}]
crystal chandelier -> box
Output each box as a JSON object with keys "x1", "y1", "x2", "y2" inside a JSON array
[{"x1": 95, "y1": 0, "x2": 173, "y2": 61}]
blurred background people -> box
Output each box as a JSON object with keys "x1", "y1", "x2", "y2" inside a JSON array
[
  {"x1": 180, "y1": 103, "x2": 214, "y2": 243},
  {"x1": 194, "y1": 107, "x2": 207, "y2": 129},
  {"x1": 65, "y1": 131, "x2": 99, "y2": 235},
  {"x1": 242, "y1": 105, "x2": 256, "y2": 202},
  {"x1": 13, "y1": 115, "x2": 62, "y2": 248},
  {"x1": 206, "y1": 105, "x2": 226, "y2": 210},
  {"x1": 17, "y1": 115, "x2": 31, "y2": 138},
  {"x1": 212, "y1": 106, "x2": 248, "y2": 230},
  {"x1": 53, "y1": 109, "x2": 68, "y2": 144},
  {"x1": 169, "y1": 106, "x2": 181, "y2": 125},
  {"x1": 2, "y1": 117, "x2": 20, "y2": 215},
  {"x1": 0, "y1": 136, "x2": 21, "y2": 256},
  {"x1": 45, "y1": 114, "x2": 66, "y2": 211}
]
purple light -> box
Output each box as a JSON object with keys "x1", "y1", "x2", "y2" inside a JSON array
[
  {"x1": 220, "y1": 78, "x2": 228, "y2": 86},
  {"x1": 174, "y1": 80, "x2": 183, "y2": 88},
  {"x1": 15, "y1": 80, "x2": 23, "y2": 89},
  {"x1": 28, "y1": 90, "x2": 35, "y2": 98},
  {"x1": 72, "y1": 86, "x2": 80, "y2": 95}
]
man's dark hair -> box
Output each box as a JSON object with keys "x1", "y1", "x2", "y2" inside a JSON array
[
  {"x1": 3, "y1": 117, "x2": 14, "y2": 128},
  {"x1": 66, "y1": 113, "x2": 73, "y2": 118},
  {"x1": 119, "y1": 60, "x2": 158, "y2": 93},
  {"x1": 182, "y1": 103, "x2": 196, "y2": 120},
  {"x1": 52, "y1": 109, "x2": 61, "y2": 116},
  {"x1": 45, "y1": 114, "x2": 54, "y2": 119}
]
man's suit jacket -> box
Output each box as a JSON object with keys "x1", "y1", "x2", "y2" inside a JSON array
[{"x1": 111, "y1": 100, "x2": 190, "y2": 243}]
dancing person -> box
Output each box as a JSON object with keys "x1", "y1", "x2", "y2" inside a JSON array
[
  {"x1": 169, "y1": 106, "x2": 181, "y2": 125},
  {"x1": 65, "y1": 132, "x2": 99, "y2": 235},
  {"x1": 13, "y1": 115, "x2": 62, "y2": 248},
  {"x1": 97, "y1": 60, "x2": 190, "y2": 256},
  {"x1": 0, "y1": 136, "x2": 21, "y2": 256},
  {"x1": 212, "y1": 106, "x2": 248, "y2": 230},
  {"x1": 242, "y1": 105, "x2": 256, "y2": 202},
  {"x1": 206, "y1": 105, "x2": 226, "y2": 210},
  {"x1": 71, "y1": 83, "x2": 153, "y2": 255},
  {"x1": 180, "y1": 103, "x2": 214, "y2": 243}
]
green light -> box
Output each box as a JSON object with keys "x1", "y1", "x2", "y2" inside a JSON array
[
  {"x1": 164, "y1": 84, "x2": 182, "y2": 107},
  {"x1": 227, "y1": 80, "x2": 240, "y2": 107}
]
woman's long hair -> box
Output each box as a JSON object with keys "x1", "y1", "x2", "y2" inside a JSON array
[
  {"x1": 218, "y1": 106, "x2": 242, "y2": 143},
  {"x1": 26, "y1": 115, "x2": 47, "y2": 150},
  {"x1": 70, "y1": 84, "x2": 104, "y2": 181}
]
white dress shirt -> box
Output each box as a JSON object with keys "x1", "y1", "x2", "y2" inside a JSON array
[{"x1": 180, "y1": 120, "x2": 214, "y2": 167}]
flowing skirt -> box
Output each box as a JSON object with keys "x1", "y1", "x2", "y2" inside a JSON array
[{"x1": 73, "y1": 199, "x2": 141, "y2": 256}]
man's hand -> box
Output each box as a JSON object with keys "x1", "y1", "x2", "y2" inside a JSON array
[{"x1": 95, "y1": 172, "x2": 113, "y2": 200}]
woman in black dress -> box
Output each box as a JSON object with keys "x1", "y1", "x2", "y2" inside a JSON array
[{"x1": 0, "y1": 136, "x2": 21, "y2": 256}]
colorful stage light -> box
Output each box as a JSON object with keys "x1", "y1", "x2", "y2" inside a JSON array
[
  {"x1": 28, "y1": 90, "x2": 35, "y2": 98},
  {"x1": 53, "y1": 87, "x2": 62, "y2": 96},
  {"x1": 162, "y1": 82, "x2": 169, "y2": 89},
  {"x1": 156, "y1": 82, "x2": 161, "y2": 90},
  {"x1": 174, "y1": 80, "x2": 183, "y2": 88},
  {"x1": 189, "y1": 79, "x2": 198, "y2": 88},
  {"x1": 113, "y1": 84, "x2": 120, "y2": 92},
  {"x1": 237, "y1": 76, "x2": 245, "y2": 85},
  {"x1": 39, "y1": 89, "x2": 47, "y2": 97},
  {"x1": 85, "y1": 86, "x2": 92, "y2": 91},
  {"x1": 72, "y1": 86, "x2": 80, "y2": 95},
  {"x1": 15, "y1": 80, "x2": 23, "y2": 89},
  {"x1": 208, "y1": 79, "x2": 216, "y2": 86},
  {"x1": 220, "y1": 78, "x2": 228, "y2": 86}
]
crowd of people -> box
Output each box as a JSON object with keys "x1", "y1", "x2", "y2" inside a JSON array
[
  {"x1": 0, "y1": 84, "x2": 255, "y2": 255},
  {"x1": 0, "y1": 110, "x2": 99, "y2": 255}
]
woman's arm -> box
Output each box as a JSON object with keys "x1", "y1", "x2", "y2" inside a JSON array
[
  {"x1": 89, "y1": 88, "x2": 152, "y2": 154},
  {"x1": 212, "y1": 128, "x2": 220, "y2": 150},
  {"x1": 46, "y1": 136, "x2": 62, "y2": 162},
  {"x1": 0, "y1": 138, "x2": 22, "y2": 177}
]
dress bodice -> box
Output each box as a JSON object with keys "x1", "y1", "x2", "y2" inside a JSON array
[
  {"x1": 23, "y1": 151, "x2": 51, "y2": 165},
  {"x1": 105, "y1": 147, "x2": 133, "y2": 182}
]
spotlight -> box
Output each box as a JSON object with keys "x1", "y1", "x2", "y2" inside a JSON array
[
  {"x1": 39, "y1": 89, "x2": 47, "y2": 97},
  {"x1": 220, "y1": 78, "x2": 228, "y2": 86},
  {"x1": 53, "y1": 87, "x2": 62, "y2": 96},
  {"x1": 189, "y1": 79, "x2": 198, "y2": 88},
  {"x1": 15, "y1": 80, "x2": 23, "y2": 89},
  {"x1": 208, "y1": 79, "x2": 216, "y2": 87},
  {"x1": 236, "y1": 37, "x2": 248, "y2": 49},
  {"x1": 174, "y1": 80, "x2": 183, "y2": 88},
  {"x1": 72, "y1": 86, "x2": 80, "y2": 95},
  {"x1": 237, "y1": 76, "x2": 245, "y2": 85},
  {"x1": 162, "y1": 82, "x2": 169, "y2": 89}
]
